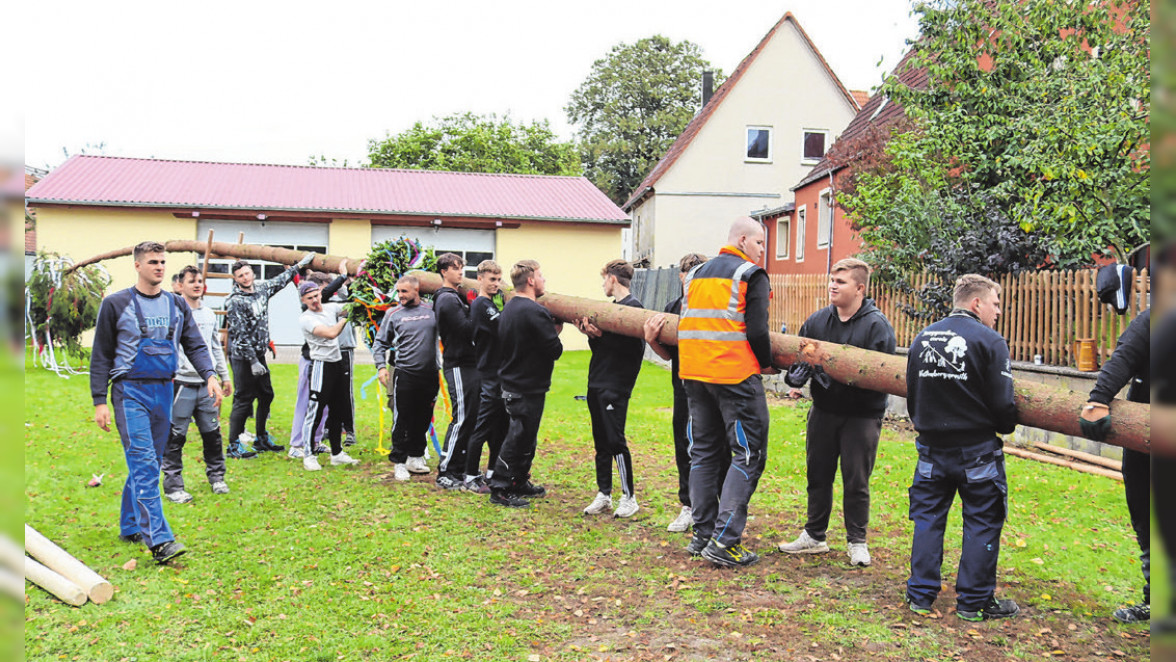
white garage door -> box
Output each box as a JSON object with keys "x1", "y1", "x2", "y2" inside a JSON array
[
  {"x1": 198, "y1": 220, "x2": 329, "y2": 346},
  {"x1": 371, "y1": 226, "x2": 495, "y2": 279}
]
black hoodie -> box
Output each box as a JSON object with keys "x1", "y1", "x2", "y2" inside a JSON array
[
  {"x1": 797, "y1": 299, "x2": 896, "y2": 418},
  {"x1": 434, "y1": 286, "x2": 476, "y2": 369}
]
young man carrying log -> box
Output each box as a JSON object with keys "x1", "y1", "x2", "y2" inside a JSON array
[
  {"x1": 904, "y1": 274, "x2": 1020, "y2": 621},
  {"x1": 462, "y1": 260, "x2": 507, "y2": 494},
  {"x1": 224, "y1": 252, "x2": 314, "y2": 455},
  {"x1": 778, "y1": 258, "x2": 896, "y2": 567},
  {"x1": 295, "y1": 280, "x2": 361, "y2": 471},
  {"x1": 91, "y1": 241, "x2": 223, "y2": 564},
  {"x1": 433, "y1": 253, "x2": 480, "y2": 491},
  {"x1": 577, "y1": 259, "x2": 645, "y2": 519},
  {"x1": 488, "y1": 260, "x2": 563, "y2": 508},
  {"x1": 162, "y1": 265, "x2": 235, "y2": 503}
]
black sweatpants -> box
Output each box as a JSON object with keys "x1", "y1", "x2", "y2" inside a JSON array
[
  {"x1": 302, "y1": 358, "x2": 351, "y2": 456},
  {"x1": 489, "y1": 392, "x2": 546, "y2": 492},
  {"x1": 229, "y1": 350, "x2": 274, "y2": 443},
  {"x1": 439, "y1": 366, "x2": 480, "y2": 479},
  {"x1": 672, "y1": 385, "x2": 691, "y2": 506},
  {"x1": 340, "y1": 348, "x2": 355, "y2": 434},
  {"x1": 465, "y1": 379, "x2": 507, "y2": 478},
  {"x1": 1154, "y1": 454, "x2": 1176, "y2": 610},
  {"x1": 1122, "y1": 448, "x2": 1151, "y2": 602},
  {"x1": 803, "y1": 407, "x2": 884, "y2": 544},
  {"x1": 388, "y1": 370, "x2": 439, "y2": 465},
  {"x1": 587, "y1": 386, "x2": 635, "y2": 498}
]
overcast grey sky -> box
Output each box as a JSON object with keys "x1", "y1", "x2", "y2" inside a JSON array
[{"x1": 21, "y1": 0, "x2": 918, "y2": 171}]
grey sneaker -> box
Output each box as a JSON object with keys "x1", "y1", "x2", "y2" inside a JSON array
[
  {"x1": 210, "y1": 481, "x2": 230, "y2": 495},
  {"x1": 613, "y1": 495, "x2": 639, "y2": 518},
  {"x1": 686, "y1": 533, "x2": 709, "y2": 557},
  {"x1": 667, "y1": 506, "x2": 693, "y2": 532},
  {"x1": 1112, "y1": 602, "x2": 1150, "y2": 623},
  {"x1": 904, "y1": 593, "x2": 933, "y2": 615},
  {"x1": 344, "y1": 431, "x2": 357, "y2": 447},
  {"x1": 957, "y1": 597, "x2": 1020, "y2": 622},
  {"x1": 393, "y1": 464, "x2": 411, "y2": 482},
  {"x1": 847, "y1": 542, "x2": 871, "y2": 567},
  {"x1": 583, "y1": 492, "x2": 612, "y2": 515},
  {"x1": 330, "y1": 451, "x2": 360, "y2": 466},
  {"x1": 165, "y1": 490, "x2": 193, "y2": 504},
  {"x1": 778, "y1": 530, "x2": 829, "y2": 554},
  {"x1": 700, "y1": 540, "x2": 760, "y2": 568}
]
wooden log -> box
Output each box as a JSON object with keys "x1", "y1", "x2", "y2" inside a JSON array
[
  {"x1": 1004, "y1": 446, "x2": 1123, "y2": 481},
  {"x1": 1031, "y1": 441, "x2": 1123, "y2": 471},
  {"x1": 64, "y1": 241, "x2": 1151, "y2": 453},
  {"x1": 24, "y1": 525, "x2": 113, "y2": 604},
  {"x1": 24, "y1": 556, "x2": 87, "y2": 607}
]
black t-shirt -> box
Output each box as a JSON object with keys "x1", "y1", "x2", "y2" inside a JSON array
[
  {"x1": 587, "y1": 294, "x2": 645, "y2": 392},
  {"x1": 498, "y1": 297, "x2": 563, "y2": 395}
]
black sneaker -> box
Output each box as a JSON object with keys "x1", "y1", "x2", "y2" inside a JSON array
[
  {"x1": 462, "y1": 476, "x2": 492, "y2": 495},
  {"x1": 1112, "y1": 602, "x2": 1150, "y2": 623},
  {"x1": 957, "y1": 597, "x2": 1020, "y2": 622},
  {"x1": 904, "y1": 593, "x2": 933, "y2": 615},
  {"x1": 118, "y1": 532, "x2": 143, "y2": 544},
  {"x1": 700, "y1": 540, "x2": 759, "y2": 568},
  {"x1": 227, "y1": 445, "x2": 258, "y2": 459},
  {"x1": 312, "y1": 443, "x2": 329, "y2": 455},
  {"x1": 253, "y1": 433, "x2": 285, "y2": 453},
  {"x1": 436, "y1": 475, "x2": 463, "y2": 491},
  {"x1": 686, "y1": 534, "x2": 710, "y2": 557},
  {"x1": 150, "y1": 540, "x2": 187, "y2": 565},
  {"x1": 489, "y1": 490, "x2": 530, "y2": 508},
  {"x1": 512, "y1": 481, "x2": 547, "y2": 498}
]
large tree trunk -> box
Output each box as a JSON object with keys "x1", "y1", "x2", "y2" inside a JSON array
[{"x1": 67, "y1": 242, "x2": 1150, "y2": 453}]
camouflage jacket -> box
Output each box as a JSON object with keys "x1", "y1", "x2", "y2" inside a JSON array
[{"x1": 224, "y1": 266, "x2": 297, "y2": 360}]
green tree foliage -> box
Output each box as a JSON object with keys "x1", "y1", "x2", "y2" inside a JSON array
[
  {"x1": 26, "y1": 253, "x2": 111, "y2": 357},
  {"x1": 366, "y1": 113, "x2": 581, "y2": 176},
  {"x1": 843, "y1": 0, "x2": 1150, "y2": 275},
  {"x1": 566, "y1": 35, "x2": 723, "y2": 205}
]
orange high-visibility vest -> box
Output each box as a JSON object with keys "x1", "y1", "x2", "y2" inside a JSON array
[{"x1": 678, "y1": 246, "x2": 763, "y2": 384}]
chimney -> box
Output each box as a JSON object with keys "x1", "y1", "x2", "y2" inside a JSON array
[{"x1": 702, "y1": 70, "x2": 714, "y2": 107}]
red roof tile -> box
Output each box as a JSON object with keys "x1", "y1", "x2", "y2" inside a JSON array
[
  {"x1": 792, "y1": 48, "x2": 926, "y2": 191},
  {"x1": 622, "y1": 12, "x2": 859, "y2": 210},
  {"x1": 27, "y1": 156, "x2": 630, "y2": 224},
  {"x1": 850, "y1": 90, "x2": 870, "y2": 108}
]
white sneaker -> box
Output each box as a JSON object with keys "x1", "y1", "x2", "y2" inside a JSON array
[
  {"x1": 405, "y1": 456, "x2": 430, "y2": 474},
  {"x1": 777, "y1": 530, "x2": 830, "y2": 554},
  {"x1": 848, "y1": 542, "x2": 871, "y2": 567},
  {"x1": 210, "y1": 481, "x2": 230, "y2": 495},
  {"x1": 583, "y1": 492, "x2": 612, "y2": 515},
  {"x1": 330, "y1": 452, "x2": 360, "y2": 466},
  {"x1": 165, "y1": 490, "x2": 193, "y2": 504},
  {"x1": 667, "y1": 506, "x2": 694, "y2": 532},
  {"x1": 393, "y1": 463, "x2": 411, "y2": 482},
  {"x1": 287, "y1": 446, "x2": 304, "y2": 459},
  {"x1": 613, "y1": 495, "x2": 639, "y2": 518},
  {"x1": 302, "y1": 455, "x2": 322, "y2": 471}
]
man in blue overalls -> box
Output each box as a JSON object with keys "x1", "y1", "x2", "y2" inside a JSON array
[{"x1": 92, "y1": 241, "x2": 223, "y2": 564}]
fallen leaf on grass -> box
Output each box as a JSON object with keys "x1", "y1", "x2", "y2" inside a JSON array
[{"x1": 122, "y1": 559, "x2": 137, "y2": 571}]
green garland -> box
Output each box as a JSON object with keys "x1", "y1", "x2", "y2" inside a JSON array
[{"x1": 347, "y1": 237, "x2": 438, "y2": 346}]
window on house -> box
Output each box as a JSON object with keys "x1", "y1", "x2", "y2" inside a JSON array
[
  {"x1": 796, "y1": 208, "x2": 806, "y2": 261},
  {"x1": 802, "y1": 131, "x2": 828, "y2": 162},
  {"x1": 437, "y1": 248, "x2": 494, "y2": 280},
  {"x1": 817, "y1": 190, "x2": 833, "y2": 248},
  {"x1": 775, "y1": 218, "x2": 790, "y2": 259},
  {"x1": 746, "y1": 126, "x2": 772, "y2": 161}
]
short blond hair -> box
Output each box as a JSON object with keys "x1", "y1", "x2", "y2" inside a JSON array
[
  {"x1": 953, "y1": 274, "x2": 1001, "y2": 308},
  {"x1": 510, "y1": 260, "x2": 541, "y2": 290},
  {"x1": 831, "y1": 258, "x2": 871, "y2": 291},
  {"x1": 477, "y1": 259, "x2": 502, "y2": 276}
]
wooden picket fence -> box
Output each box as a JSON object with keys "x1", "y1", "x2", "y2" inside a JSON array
[{"x1": 768, "y1": 269, "x2": 1150, "y2": 368}]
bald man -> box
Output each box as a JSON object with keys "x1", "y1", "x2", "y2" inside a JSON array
[{"x1": 677, "y1": 217, "x2": 776, "y2": 567}]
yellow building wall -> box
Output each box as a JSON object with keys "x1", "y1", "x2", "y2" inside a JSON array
[
  {"x1": 35, "y1": 207, "x2": 198, "y2": 293},
  {"x1": 328, "y1": 218, "x2": 371, "y2": 262},
  {"x1": 495, "y1": 223, "x2": 626, "y2": 352}
]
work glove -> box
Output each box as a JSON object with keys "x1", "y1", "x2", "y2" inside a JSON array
[
  {"x1": 1079, "y1": 413, "x2": 1111, "y2": 441},
  {"x1": 250, "y1": 359, "x2": 268, "y2": 377},
  {"x1": 296, "y1": 252, "x2": 315, "y2": 269},
  {"x1": 784, "y1": 361, "x2": 831, "y2": 389}
]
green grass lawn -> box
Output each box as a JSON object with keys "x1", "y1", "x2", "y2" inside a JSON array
[{"x1": 25, "y1": 352, "x2": 1153, "y2": 660}]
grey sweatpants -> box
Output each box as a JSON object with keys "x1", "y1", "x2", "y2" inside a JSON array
[
  {"x1": 683, "y1": 375, "x2": 770, "y2": 548},
  {"x1": 163, "y1": 382, "x2": 226, "y2": 492},
  {"x1": 803, "y1": 407, "x2": 883, "y2": 544}
]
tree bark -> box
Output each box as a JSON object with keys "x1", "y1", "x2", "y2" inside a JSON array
[{"x1": 66, "y1": 242, "x2": 1150, "y2": 453}]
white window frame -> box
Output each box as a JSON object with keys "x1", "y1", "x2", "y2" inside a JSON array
[
  {"x1": 801, "y1": 129, "x2": 829, "y2": 164},
  {"x1": 796, "y1": 206, "x2": 806, "y2": 262},
  {"x1": 775, "y1": 217, "x2": 790, "y2": 259},
  {"x1": 745, "y1": 125, "x2": 773, "y2": 163},
  {"x1": 817, "y1": 188, "x2": 833, "y2": 249}
]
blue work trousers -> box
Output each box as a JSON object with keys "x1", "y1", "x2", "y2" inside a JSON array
[
  {"x1": 906, "y1": 439, "x2": 1007, "y2": 612},
  {"x1": 113, "y1": 380, "x2": 176, "y2": 548}
]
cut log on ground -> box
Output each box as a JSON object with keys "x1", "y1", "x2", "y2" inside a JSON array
[
  {"x1": 63, "y1": 242, "x2": 1150, "y2": 453},
  {"x1": 24, "y1": 525, "x2": 113, "y2": 604},
  {"x1": 1031, "y1": 441, "x2": 1123, "y2": 471},
  {"x1": 1004, "y1": 446, "x2": 1123, "y2": 481},
  {"x1": 24, "y1": 556, "x2": 87, "y2": 606}
]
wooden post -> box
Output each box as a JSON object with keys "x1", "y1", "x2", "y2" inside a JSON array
[
  {"x1": 24, "y1": 556, "x2": 87, "y2": 607},
  {"x1": 25, "y1": 525, "x2": 114, "y2": 604}
]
